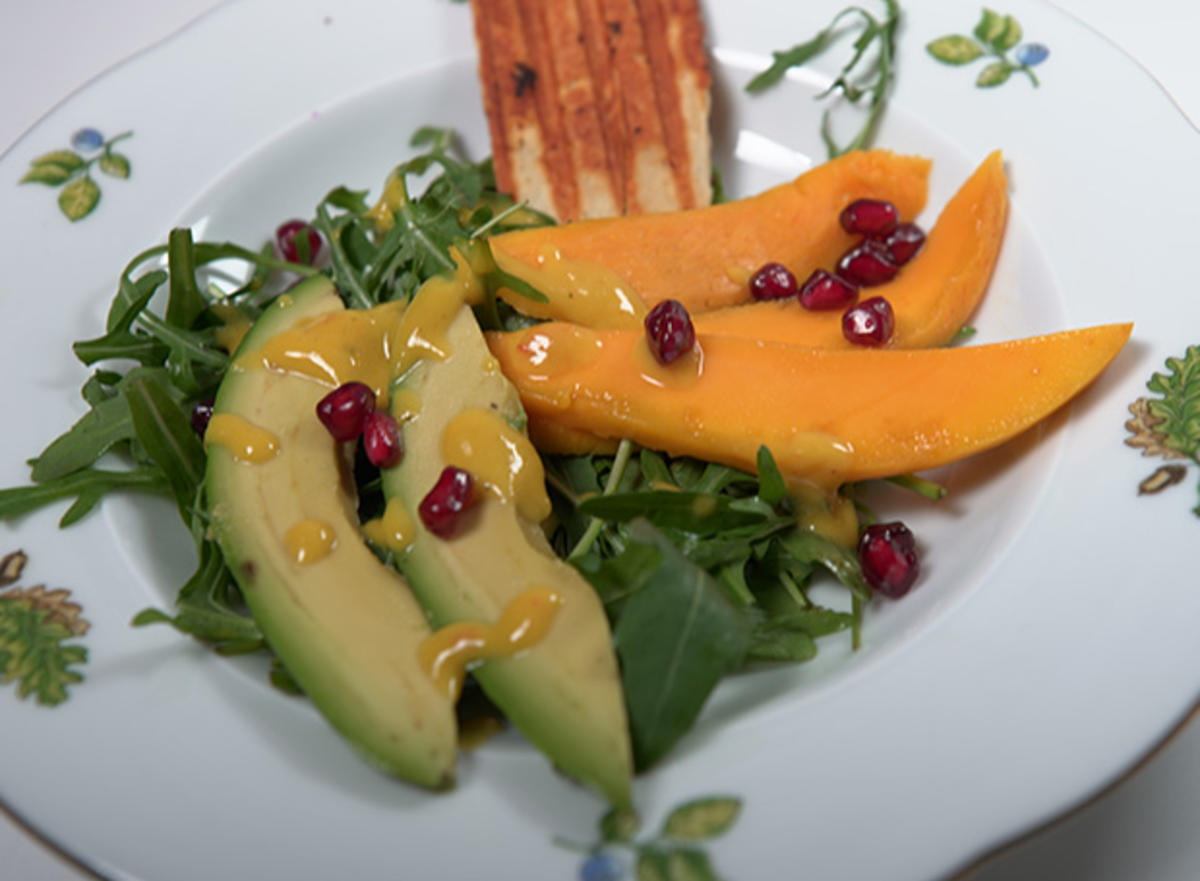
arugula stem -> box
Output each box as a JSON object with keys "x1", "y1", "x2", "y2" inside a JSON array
[
  {"x1": 315, "y1": 203, "x2": 374, "y2": 310},
  {"x1": 779, "y1": 570, "x2": 812, "y2": 609},
  {"x1": 884, "y1": 473, "x2": 947, "y2": 500},
  {"x1": 393, "y1": 175, "x2": 456, "y2": 274},
  {"x1": 135, "y1": 313, "x2": 228, "y2": 368},
  {"x1": 469, "y1": 200, "x2": 532, "y2": 240},
  {"x1": 567, "y1": 439, "x2": 635, "y2": 562},
  {"x1": 851, "y1": 594, "x2": 863, "y2": 650}
]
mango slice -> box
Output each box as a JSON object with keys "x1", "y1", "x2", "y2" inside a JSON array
[
  {"x1": 486, "y1": 322, "x2": 1132, "y2": 487},
  {"x1": 490, "y1": 149, "x2": 931, "y2": 319},
  {"x1": 692, "y1": 151, "x2": 1008, "y2": 349}
]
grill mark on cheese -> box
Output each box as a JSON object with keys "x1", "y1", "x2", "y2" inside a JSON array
[
  {"x1": 473, "y1": 1, "x2": 513, "y2": 200},
  {"x1": 516, "y1": 0, "x2": 582, "y2": 219},
  {"x1": 577, "y1": 0, "x2": 629, "y2": 213},
  {"x1": 636, "y1": 0, "x2": 694, "y2": 207},
  {"x1": 542, "y1": 0, "x2": 622, "y2": 218},
  {"x1": 602, "y1": 0, "x2": 681, "y2": 214},
  {"x1": 664, "y1": 0, "x2": 712, "y2": 206},
  {"x1": 471, "y1": 0, "x2": 711, "y2": 221}
]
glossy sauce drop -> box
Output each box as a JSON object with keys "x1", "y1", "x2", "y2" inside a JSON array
[
  {"x1": 418, "y1": 587, "x2": 564, "y2": 700},
  {"x1": 204, "y1": 413, "x2": 281, "y2": 464}
]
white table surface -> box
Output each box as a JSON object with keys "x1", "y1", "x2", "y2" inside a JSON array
[{"x1": 1, "y1": 2, "x2": 1196, "y2": 879}]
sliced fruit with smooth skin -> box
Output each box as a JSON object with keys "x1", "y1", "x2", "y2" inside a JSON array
[
  {"x1": 489, "y1": 149, "x2": 931, "y2": 321},
  {"x1": 692, "y1": 150, "x2": 1009, "y2": 349},
  {"x1": 205, "y1": 276, "x2": 457, "y2": 788},
  {"x1": 486, "y1": 320, "x2": 1133, "y2": 488},
  {"x1": 382, "y1": 295, "x2": 633, "y2": 808}
]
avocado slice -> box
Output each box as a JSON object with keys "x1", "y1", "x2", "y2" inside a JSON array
[
  {"x1": 381, "y1": 296, "x2": 633, "y2": 807},
  {"x1": 205, "y1": 276, "x2": 457, "y2": 788}
]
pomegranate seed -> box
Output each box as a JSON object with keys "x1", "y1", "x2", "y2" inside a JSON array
[
  {"x1": 839, "y1": 199, "x2": 899, "y2": 236},
  {"x1": 419, "y1": 467, "x2": 477, "y2": 538},
  {"x1": 363, "y1": 410, "x2": 403, "y2": 468},
  {"x1": 842, "y1": 296, "x2": 895, "y2": 347},
  {"x1": 858, "y1": 521, "x2": 920, "y2": 598},
  {"x1": 749, "y1": 262, "x2": 799, "y2": 301},
  {"x1": 644, "y1": 299, "x2": 696, "y2": 365},
  {"x1": 276, "y1": 219, "x2": 322, "y2": 265},
  {"x1": 316, "y1": 381, "x2": 375, "y2": 442},
  {"x1": 798, "y1": 269, "x2": 859, "y2": 311},
  {"x1": 878, "y1": 222, "x2": 926, "y2": 266},
  {"x1": 191, "y1": 397, "x2": 215, "y2": 437},
  {"x1": 837, "y1": 239, "x2": 899, "y2": 287}
]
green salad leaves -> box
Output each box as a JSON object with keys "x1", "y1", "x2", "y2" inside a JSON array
[{"x1": 2, "y1": 125, "x2": 880, "y2": 772}]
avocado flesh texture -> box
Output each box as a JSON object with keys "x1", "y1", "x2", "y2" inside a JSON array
[
  {"x1": 205, "y1": 276, "x2": 457, "y2": 788},
  {"x1": 382, "y1": 303, "x2": 633, "y2": 808}
]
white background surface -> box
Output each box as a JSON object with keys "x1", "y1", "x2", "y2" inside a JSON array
[{"x1": 1, "y1": 2, "x2": 1196, "y2": 879}]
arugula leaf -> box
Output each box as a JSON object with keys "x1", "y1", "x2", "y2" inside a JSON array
[
  {"x1": 746, "y1": 0, "x2": 900, "y2": 158},
  {"x1": 611, "y1": 520, "x2": 758, "y2": 770},
  {"x1": 132, "y1": 539, "x2": 263, "y2": 653},
  {"x1": 30, "y1": 367, "x2": 180, "y2": 483},
  {"x1": 0, "y1": 466, "x2": 168, "y2": 526},
  {"x1": 166, "y1": 227, "x2": 207, "y2": 328},
  {"x1": 122, "y1": 375, "x2": 206, "y2": 523}
]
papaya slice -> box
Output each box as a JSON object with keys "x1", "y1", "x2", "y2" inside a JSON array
[
  {"x1": 490, "y1": 149, "x2": 931, "y2": 322},
  {"x1": 486, "y1": 321, "x2": 1132, "y2": 487},
  {"x1": 692, "y1": 150, "x2": 1008, "y2": 349}
]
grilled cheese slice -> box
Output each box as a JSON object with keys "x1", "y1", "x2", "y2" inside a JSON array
[{"x1": 471, "y1": 0, "x2": 712, "y2": 221}]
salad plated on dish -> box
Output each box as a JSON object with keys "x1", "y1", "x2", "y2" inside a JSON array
[{"x1": 3, "y1": 0, "x2": 1191, "y2": 879}]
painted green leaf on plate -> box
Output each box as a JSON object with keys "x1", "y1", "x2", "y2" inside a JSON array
[
  {"x1": 57, "y1": 176, "x2": 100, "y2": 221},
  {"x1": 926, "y1": 35, "x2": 983, "y2": 65},
  {"x1": 99, "y1": 152, "x2": 131, "y2": 179},
  {"x1": 661, "y1": 797, "x2": 742, "y2": 841},
  {"x1": 977, "y1": 62, "x2": 1013, "y2": 87}
]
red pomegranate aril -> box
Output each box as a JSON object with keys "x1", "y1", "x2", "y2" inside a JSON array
[
  {"x1": 644, "y1": 298, "x2": 696, "y2": 365},
  {"x1": 276, "y1": 219, "x2": 322, "y2": 265},
  {"x1": 316, "y1": 381, "x2": 376, "y2": 442},
  {"x1": 798, "y1": 269, "x2": 859, "y2": 311},
  {"x1": 749, "y1": 262, "x2": 799, "y2": 301},
  {"x1": 842, "y1": 296, "x2": 895, "y2": 347},
  {"x1": 858, "y1": 521, "x2": 920, "y2": 598},
  {"x1": 363, "y1": 410, "x2": 403, "y2": 468},
  {"x1": 879, "y1": 222, "x2": 926, "y2": 266},
  {"x1": 837, "y1": 239, "x2": 899, "y2": 287},
  {"x1": 191, "y1": 397, "x2": 215, "y2": 437},
  {"x1": 419, "y1": 466, "x2": 477, "y2": 538},
  {"x1": 839, "y1": 199, "x2": 898, "y2": 236}
]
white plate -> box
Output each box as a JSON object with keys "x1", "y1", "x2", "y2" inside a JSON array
[{"x1": 1, "y1": 1, "x2": 1197, "y2": 879}]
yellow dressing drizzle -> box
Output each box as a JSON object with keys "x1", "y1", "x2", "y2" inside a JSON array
[
  {"x1": 440, "y1": 409, "x2": 552, "y2": 523},
  {"x1": 493, "y1": 244, "x2": 648, "y2": 329},
  {"x1": 284, "y1": 519, "x2": 336, "y2": 565},
  {"x1": 418, "y1": 587, "x2": 564, "y2": 700},
  {"x1": 389, "y1": 251, "x2": 484, "y2": 378},
  {"x1": 793, "y1": 485, "x2": 860, "y2": 548},
  {"x1": 365, "y1": 172, "x2": 407, "y2": 233},
  {"x1": 361, "y1": 497, "x2": 417, "y2": 555},
  {"x1": 388, "y1": 388, "x2": 422, "y2": 425},
  {"x1": 783, "y1": 432, "x2": 856, "y2": 492},
  {"x1": 238, "y1": 300, "x2": 406, "y2": 407},
  {"x1": 633, "y1": 338, "x2": 704, "y2": 389},
  {"x1": 211, "y1": 302, "x2": 253, "y2": 354},
  {"x1": 204, "y1": 413, "x2": 280, "y2": 463},
  {"x1": 514, "y1": 325, "x2": 605, "y2": 379}
]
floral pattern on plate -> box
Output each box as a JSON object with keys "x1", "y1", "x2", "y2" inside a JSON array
[
  {"x1": 1126, "y1": 345, "x2": 1200, "y2": 513},
  {"x1": 18, "y1": 128, "x2": 133, "y2": 221},
  {"x1": 927, "y1": 8, "x2": 1049, "y2": 87},
  {"x1": 0, "y1": 550, "x2": 89, "y2": 706}
]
